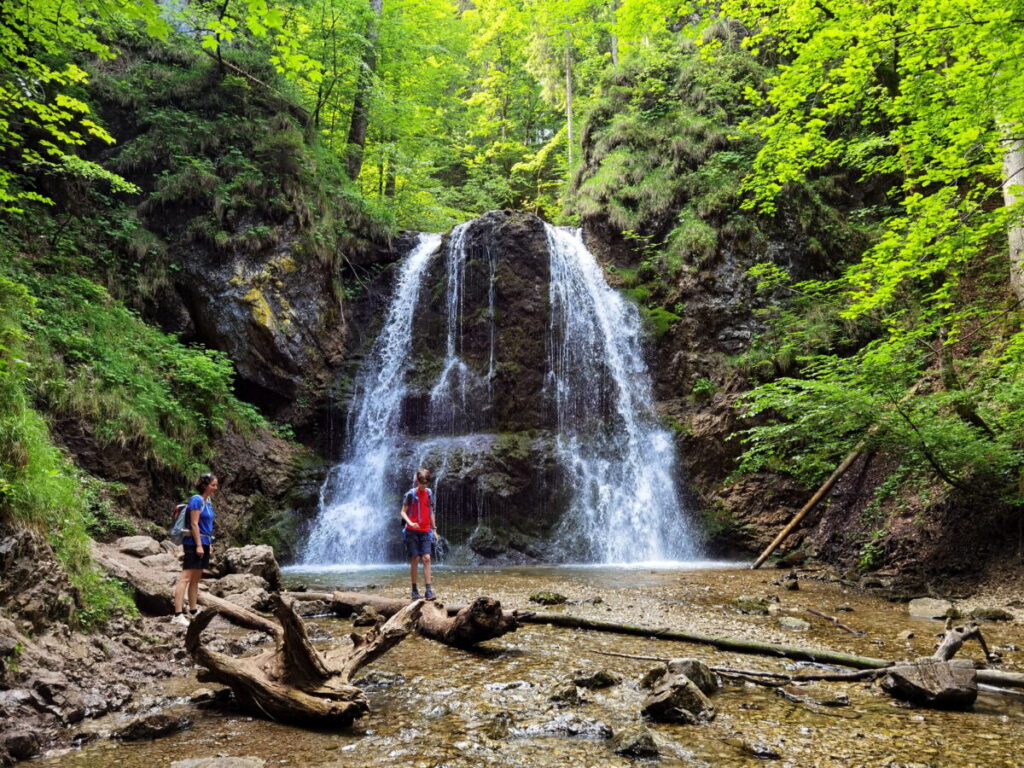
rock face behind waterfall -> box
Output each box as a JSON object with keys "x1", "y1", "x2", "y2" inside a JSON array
[
  {"x1": 407, "y1": 211, "x2": 553, "y2": 434},
  {"x1": 336, "y1": 211, "x2": 570, "y2": 563}
]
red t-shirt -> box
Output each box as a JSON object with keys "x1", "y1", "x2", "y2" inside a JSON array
[{"x1": 406, "y1": 487, "x2": 432, "y2": 532}]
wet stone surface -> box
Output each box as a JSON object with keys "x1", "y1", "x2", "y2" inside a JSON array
[{"x1": 34, "y1": 564, "x2": 1024, "y2": 768}]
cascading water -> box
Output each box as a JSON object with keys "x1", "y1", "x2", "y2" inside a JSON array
[
  {"x1": 545, "y1": 225, "x2": 698, "y2": 562},
  {"x1": 301, "y1": 215, "x2": 700, "y2": 566},
  {"x1": 302, "y1": 233, "x2": 441, "y2": 564}
]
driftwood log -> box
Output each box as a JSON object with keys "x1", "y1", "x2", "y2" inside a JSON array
[
  {"x1": 284, "y1": 591, "x2": 524, "y2": 649},
  {"x1": 516, "y1": 612, "x2": 892, "y2": 669},
  {"x1": 185, "y1": 594, "x2": 423, "y2": 724}
]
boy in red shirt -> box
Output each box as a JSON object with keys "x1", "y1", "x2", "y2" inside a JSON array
[{"x1": 400, "y1": 468, "x2": 436, "y2": 600}]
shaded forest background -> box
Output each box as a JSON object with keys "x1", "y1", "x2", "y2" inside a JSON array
[{"x1": 2, "y1": 0, "x2": 1024, "y2": 627}]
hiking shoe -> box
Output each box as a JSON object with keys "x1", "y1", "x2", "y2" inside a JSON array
[
  {"x1": 170, "y1": 613, "x2": 190, "y2": 627},
  {"x1": 424, "y1": 585, "x2": 436, "y2": 601},
  {"x1": 411, "y1": 585, "x2": 421, "y2": 600}
]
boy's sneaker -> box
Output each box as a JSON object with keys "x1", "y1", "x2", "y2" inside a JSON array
[
  {"x1": 170, "y1": 613, "x2": 190, "y2": 627},
  {"x1": 410, "y1": 585, "x2": 421, "y2": 600},
  {"x1": 424, "y1": 585, "x2": 436, "y2": 601}
]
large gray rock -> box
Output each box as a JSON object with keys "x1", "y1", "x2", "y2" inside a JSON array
[
  {"x1": 642, "y1": 673, "x2": 715, "y2": 724},
  {"x1": 880, "y1": 658, "x2": 977, "y2": 710},
  {"x1": 115, "y1": 536, "x2": 163, "y2": 558},
  {"x1": 666, "y1": 659, "x2": 719, "y2": 695},
  {"x1": 220, "y1": 546, "x2": 281, "y2": 590},
  {"x1": 611, "y1": 725, "x2": 659, "y2": 758},
  {"x1": 908, "y1": 598, "x2": 954, "y2": 619}
]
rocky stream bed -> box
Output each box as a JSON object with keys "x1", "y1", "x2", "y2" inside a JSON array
[{"x1": 8, "y1": 548, "x2": 1023, "y2": 768}]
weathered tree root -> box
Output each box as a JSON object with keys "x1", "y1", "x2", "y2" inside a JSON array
[
  {"x1": 284, "y1": 591, "x2": 525, "y2": 648},
  {"x1": 185, "y1": 594, "x2": 423, "y2": 725}
]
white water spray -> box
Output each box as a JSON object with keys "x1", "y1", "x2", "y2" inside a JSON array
[{"x1": 302, "y1": 233, "x2": 441, "y2": 564}]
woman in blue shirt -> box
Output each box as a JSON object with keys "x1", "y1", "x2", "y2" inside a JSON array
[{"x1": 171, "y1": 472, "x2": 218, "y2": 626}]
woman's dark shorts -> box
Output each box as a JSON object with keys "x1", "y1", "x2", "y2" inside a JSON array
[
  {"x1": 403, "y1": 530, "x2": 433, "y2": 558},
  {"x1": 182, "y1": 544, "x2": 211, "y2": 571}
]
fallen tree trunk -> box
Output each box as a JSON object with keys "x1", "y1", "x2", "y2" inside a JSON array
[
  {"x1": 283, "y1": 591, "x2": 524, "y2": 648},
  {"x1": 518, "y1": 612, "x2": 891, "y2": 669},
  {"x1": 186, "y1": 594, "x2": 422, "y2": 725}
]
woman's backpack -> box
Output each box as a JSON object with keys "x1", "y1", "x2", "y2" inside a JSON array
[{"x1": 168, "y1": 503, "x2": 189, "y2": 542}]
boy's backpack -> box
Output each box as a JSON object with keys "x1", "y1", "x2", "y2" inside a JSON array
[
  {"x1": 401, "y1": 487, "x2": 433, "y2": 529},
  {"x1": 168, "y1": 502, "x2": 189, "y2": 542}
]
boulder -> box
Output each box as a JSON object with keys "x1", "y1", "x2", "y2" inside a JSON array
[
  {"x1": 908, "y1": 598, "x2": 954, "y2": 619},
  {"x1": 116, "y1": 536, "x2": 163, "y2": 558},
  {"x1": 220, "y1": 546, "x2": 281, "y2": 590},
  {"x1": 642, "y1": 674, "x2": 715, "y2": 724},
  {"x1": 220, "y1": 587, "x2": 271, "y2": 613},
  {"x1": 92, "y1": 541, "x2": 179, "y2": 614},
  {"x1": 3, "y1": 729, "x2": 42, "y2": 760},
  {"x1": 213, "y1": 573, "x2": 270, "y2": 595},
  {"x1": 611, "y1": 724, "x2": 659, "y2": 758},
  {"x1": 140, "y1": 553, "x2": 180, "y2": 569},
  {"x1": 880, "y1": 658, "x2": 977, "y2": 710},
  {"x1": 666, "y1": 659, "x2": 719, "y2": 696}
]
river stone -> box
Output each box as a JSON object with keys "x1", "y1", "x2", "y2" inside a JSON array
[
  {"x1": 639, "y1": 665, "x2": 667, "y2": 689},
  {"x1": 529, "y1": 591, "x2": 567, "y2": 606},
  {"x1": 513, "y1": 713, "x2": 612, "y2": 739},
  {"x1": 642, "y1": 674, "x2": 715, "y2": 724},
  {"x1": 3, "y1": 729, "x2": 42, "y2": 760},
  {"x1": 114, "y1": 712, "x2": 193, "y2": 740},
  {"x1": 907, "y1": 598, "x2": 954, "y2": 619},
  {"x1": 880, "y1": 658, "x2": 977, "y2": 710},
  {"x1": 352, "y1": 605, "x2": 384, "y2": 626},
  {"x1": 572, "y1": 669, "x2": 622, "y2": 689},
  {"x1": 970, "y1": 607, "x2": 1014, "y2": 621},
  {"x1": 732, "y1": 596, "x2": 769, "y2": 615},
  {"x1": 116, "y1": 536, "x2": 163, "y2": 558},
  {"x1": 170, "y1": 759, "x2": 266, "y2": 768},
  {"x1": 666, "y1": 659, "x2": 719, "y2": 695},
  {"x1": 777, "y1": 616, "x2": 811, "y2": 631},
  {"x1": 220, "y1": 545, "x2": 281, "y2": 590},
  {"x1": 548, "y1": 683, "x2": 585, "y2": 706},
  {"x1": 611, "y1": 724, "x2": 659, "y2": 758}
]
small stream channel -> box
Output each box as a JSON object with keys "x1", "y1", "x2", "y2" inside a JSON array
[{"x1": 40, "y1": 565, "x2": 1024, "y2": 767}]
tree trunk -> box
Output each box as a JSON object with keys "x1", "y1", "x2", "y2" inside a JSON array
[
  {"x1": 285, "y1": 591, "x2": 524, "y2": 648},
  {"x1": 516, "y1": 612, "x2": 891, "y2": 669},
  {"x1": 1001, "y1": 125, "x2": 1024, "y2": 302},
  {"x1": 564, "y1": 32, "x2": 574, "y2": 174},
  {"x1": 185, "y1": 595, "x2": 422, "y2": 725},
  {"x1": 345, "y1": 0, "x2": 384, "y2": 180}
]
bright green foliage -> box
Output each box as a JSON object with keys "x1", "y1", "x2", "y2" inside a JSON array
[
  {"x1": 0, "y1": 0, "x2": 170, "y2": 210},
  {"x1": 720, "y1": 0, "x2": 1024, "y2": 316},
  {"x1": 717, "y1": 0, "x2": 1024, "y2": 502},
  {"x1": 0, "y1": 275, "x2": 136, "y2": 630}
]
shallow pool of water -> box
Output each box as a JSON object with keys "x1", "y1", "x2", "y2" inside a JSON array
[{"x1": 39, "y1": 565, "x2": 1024, "y2": 768}]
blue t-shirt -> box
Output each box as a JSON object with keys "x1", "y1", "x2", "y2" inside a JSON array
[{"x1": 182, "y1": 494, "x2": 214, "y2": 546}]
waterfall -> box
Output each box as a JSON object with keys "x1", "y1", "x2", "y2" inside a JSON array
[
  {"x1": 545, "y1": 225, "x2": 698, "y2": 562},
  {"x1": 301, "y1": 233, "x2": 441, "y2": 564},
  {"x1": 301, "y1": 215, "x2": 699, "y2": 566}
]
